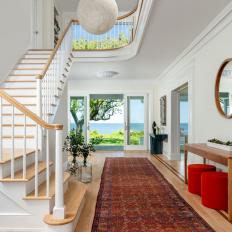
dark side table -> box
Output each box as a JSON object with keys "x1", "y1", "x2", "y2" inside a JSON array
[{"x1": 150, "y1": 133, "x2": 168, "y2": 155}]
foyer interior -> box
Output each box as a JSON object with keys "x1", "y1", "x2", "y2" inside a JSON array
[{"x1": 1, "y1": 0, "x2": 232, "y2": 231}]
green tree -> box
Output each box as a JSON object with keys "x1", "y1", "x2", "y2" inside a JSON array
[
  {"x1": 90, "y1": 99, "x2": 122, "y2": 121},
  {"x1": 70, "y1": 98, "x2": 84, "y2": 134}
]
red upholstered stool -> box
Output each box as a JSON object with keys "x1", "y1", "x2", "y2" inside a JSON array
[
  {"x1": 188, "y1": 164, "x2": 216, "y2": 195},
  {"x1": 201, "y1": 172, "x2": 228, "y2": 211}
]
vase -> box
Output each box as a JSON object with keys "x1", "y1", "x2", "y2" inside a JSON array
[
  {"x1": 67, "y1": 157, "x2": 80, "y2": 180},
  {"x1": 79, "y1": 161, "x2": 92, "y2": 183}
]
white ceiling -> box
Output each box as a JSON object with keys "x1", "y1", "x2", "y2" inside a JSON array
[
  {"x1": 55, "y1": 0, "x2": 138, "y2": 14},
  {"x1": 69, "y1": 0, "x2": 232, "y2": 81}
]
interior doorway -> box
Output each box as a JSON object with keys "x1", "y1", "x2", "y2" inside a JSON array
[{"x1": 179, "y1": 85, "x2": 189, "y2": 160}]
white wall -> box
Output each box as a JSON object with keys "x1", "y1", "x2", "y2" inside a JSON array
[
  {"x1": 155, "y1": 9, "x2": 232, "y2": 167},
  {"x1": 0, "y1": 0, "x2": 32, "y2": 82}
]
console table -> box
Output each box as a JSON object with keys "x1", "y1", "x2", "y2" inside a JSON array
[
  {"x1": 184, "y1": 143, "x2": 232, "y2": 221},
  {"x1": 150, "y1": 134, "x2": 168, "y2": 155}
]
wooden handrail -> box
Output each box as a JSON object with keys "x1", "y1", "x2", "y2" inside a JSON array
[
  {"x1": 0, "y1": 90, "x2": 63, "y2": 130},
  {"x1": 37, "y1": 20, "x2": 73, "y2": 80}
]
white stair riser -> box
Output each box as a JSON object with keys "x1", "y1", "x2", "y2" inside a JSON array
[
  {"x1": 24, "y1": 54, "x2": 50, "y2": 59},
  {"x1": 2, "y1": 116, "x2": 35, "y2": 125},
  {"x1": 11, "y1": 97, "x2": 36, "y2": 104},
  {"x1": 27, "y1": 50, "x2": 52, "y2": 54},
  {"x1": 17, "y1": 64, "x2": 45, "y2": 69},
  {"x1": 20, "y1": 58, "x2": 48, "y2": 64},
  {"x1": 3, "y1": 138, "x2": 36, "y2": 149},
  {"x1": 1, "y1": 127, "x2": 36, "y2": 136},
  {"x1": 12, "y1": 70, "x2": 42, "y2": 75},
  {"x1": 26, "y1": 166, "x2": 53, "y2": 195},
  {"x1": 1, "y1": 89, "x2": 37, "y2": 95},
  {"x1": 2, "y1": 105, "x2": 36, "y2": 113},
  {"x1": 0, "y1": 153, "x2": 35, "y2": 178},
  {"x1": 1, "y1": 82, "x2": 36, "y2": 88},
  {"x1": 7, "y1": 76, "x2": 37, "y2": 81}
]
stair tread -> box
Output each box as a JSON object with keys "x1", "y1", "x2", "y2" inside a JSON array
[
  {"x1": 14, "y1": 68, "x2": 43, "y2": 70},
  {"x1": 0, "y1": 148, "x2": 35, "y2": 164},
  {"x1": 43, "y1": 180, "x2": 86, "y2": 225},
  {"x1": 2, "y1": 103, "x2": 36, "y2": 106},
  {"x1": 4, "y1": 80, "x2": 36, "y2": 83},
  {"x1": 0, "y1": 87, "x2": 36, "y2": 90},
  {"x1": 24, "y1": 172, "x2": 70, "y2": 200},
  {"x1": 28, "y1": 49, "x2": 53, "y2": 51},
  {"x1": 0, "y1": 161, "x2": 53, "y2": 182},
  {"x1": 2, "y1": 124, "x2": 36, "y2": 127},
  {"x1": 2, "y1": 135, "x2": 35, "y2": 139},
  {"x1": 22, "y1": 58, "x2": 49, "y2": 60},
  {"x1": 11, "y1": 95, "x2": 36, "y2": 97},
  {"x1": 9, "y1": 74, "x2": 37, "y2": 76}
]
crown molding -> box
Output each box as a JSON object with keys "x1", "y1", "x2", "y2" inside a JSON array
[{"x1": 155, "y1": 1, "x2": 232, "y2": 83}]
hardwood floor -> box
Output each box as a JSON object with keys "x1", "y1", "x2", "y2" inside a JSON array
[{"x1": 75, "y1": 151, "x2": 232, "y2": 232}]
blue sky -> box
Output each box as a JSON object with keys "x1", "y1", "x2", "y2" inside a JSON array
[{"x1": 180, "y1": 102, "x2": 188, "y2": 123}]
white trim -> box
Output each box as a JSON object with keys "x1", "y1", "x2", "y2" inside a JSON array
[
  {"x1": 72, "y1": 0, "x2": 154, "y2": 62},
  {"x1": 156, "y1": 1, "x2": 232, "y2": 82}
]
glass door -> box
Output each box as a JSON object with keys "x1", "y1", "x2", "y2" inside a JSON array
[
  {"x1": 69, "y1": 96, "x2": 88, "y2": 142},
  {"x1": 179, "y1": 86, "x2": 188, "y2": 160},
  {"x1": 124, "y1": 94, "x2": 147, "y2": 150}
]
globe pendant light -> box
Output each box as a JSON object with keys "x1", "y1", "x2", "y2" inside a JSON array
[{"x1": 77, "y1": 0, "x2": 118, "y2": 35}]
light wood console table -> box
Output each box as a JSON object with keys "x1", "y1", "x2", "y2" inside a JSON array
[{"x1": 184, "y1": 143, "x2": 232, "y2": 221}]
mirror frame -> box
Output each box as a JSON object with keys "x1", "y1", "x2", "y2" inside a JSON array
[{"x1": 215, "y1": 58, "x2": 232, "y2": 119}]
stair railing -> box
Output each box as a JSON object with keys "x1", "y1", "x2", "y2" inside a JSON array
[
  {"x1": 0, "y1": 90, "x2": 65, "y2": 219},
  {"x1": 37, "y1": 20, "x2": 73, "y2": 123}
]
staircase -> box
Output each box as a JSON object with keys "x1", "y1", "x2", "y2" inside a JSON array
[{"x1": 0, "y1": 21, "x2": 87, "y2": 232}]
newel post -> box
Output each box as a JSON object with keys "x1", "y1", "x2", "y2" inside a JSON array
[{"x1": 53, "y1": 127, "x2": 65, "y2": 219}]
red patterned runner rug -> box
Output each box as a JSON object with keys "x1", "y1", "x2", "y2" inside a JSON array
[{"x1": 92, "y1": 158, "x2": 214, "y2": 232}]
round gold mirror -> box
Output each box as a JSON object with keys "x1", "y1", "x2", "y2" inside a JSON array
[{"x1": 215, "y1": 58, "x2": 232, "y2": 119}]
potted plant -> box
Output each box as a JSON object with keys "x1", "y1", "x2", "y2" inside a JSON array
[
  {"x1": 63, "y1": 129, "x2": 95, "y2": 182},
  {"x1": 63, "y1": 129, "x2": 84, "y2": 178},
  {"x1": 207, "y1": 138, "x2": 232, "y2": 151}
]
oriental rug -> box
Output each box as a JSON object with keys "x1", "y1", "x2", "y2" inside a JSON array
[{"x1": 92, "y1": 158, "x2": 214, "y2": 232}]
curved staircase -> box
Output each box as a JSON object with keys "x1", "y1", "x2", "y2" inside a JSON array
[{"x1": 0, "y1": 23, "x2": 86, "y2": 232}]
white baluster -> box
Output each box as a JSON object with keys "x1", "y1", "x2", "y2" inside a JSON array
[
  {"x1": 35, "y1": 124, "x2": 39, "y2": 197},
  {"x1": 11, "y1": 106, "x2": 15, "y2": 179},
  {"x1": 23, "y1": 115, "x2": 26, "y2": 179},
  {"x1": 53, "y1": 129, "x2": 64, "y2": 219},
  {"x1": 0, "y1": 97, "x2": 2, "y2": 161},
  {"x1": 46, "y1": 129, "x2": 50, "y2": 197}
]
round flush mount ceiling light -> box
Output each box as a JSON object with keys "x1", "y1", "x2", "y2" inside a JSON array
[
  {"x1": 97, "y1": 71, "x2": 119, "y2": 79},
  {"x1": 77, "y1": 0, "x2": 118, "y2": 35}
]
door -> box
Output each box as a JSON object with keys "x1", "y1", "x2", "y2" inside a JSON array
[
  {"x1": 69, "y1": 95, "x2": 89, "y2": 142},
  {"x1": 124, "y1": 94, "x2": 148, "y2": 150}
]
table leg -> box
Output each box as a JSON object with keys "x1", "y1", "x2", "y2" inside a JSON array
[
  {"x1": 184, "y1": 150, "x2": 188, "y2": 184},
  {"x1": 228, "y1": 158, "x2": 232, "y2": 222},
  {"x1": 203, "y1": 158, "x2": 206, "y2": 164}
]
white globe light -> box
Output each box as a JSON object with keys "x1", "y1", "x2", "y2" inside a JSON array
[{"x1": 77, "y1": 0, "x2": 118, "y2": 35}]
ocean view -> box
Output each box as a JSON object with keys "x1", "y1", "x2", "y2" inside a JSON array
[
  {"x1": 70, "y1": 122, "x2": 188, "y2": 135},
  {"x1": 70, "y1": 123, "x2": 144, "y2": 134}
]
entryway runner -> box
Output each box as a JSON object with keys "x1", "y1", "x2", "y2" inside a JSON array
[{"x1": 92, "y1": 158, "x2": 214, "y2": 232}]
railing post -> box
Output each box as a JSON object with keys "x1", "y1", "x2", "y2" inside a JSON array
[
  {"x1": 0, "y1": 97, "x2": 2, "y2": 161},
  {"x1": 53, "y1": 128, "x2": 65, "y2": 219},
  {"x1": 36, "y1": 76, "x2": 44, "y2": 157}
]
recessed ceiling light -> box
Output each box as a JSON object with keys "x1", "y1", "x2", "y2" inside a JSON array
[{"x1": 97, "y1": 71, "x2": 119, "y2": 79}]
